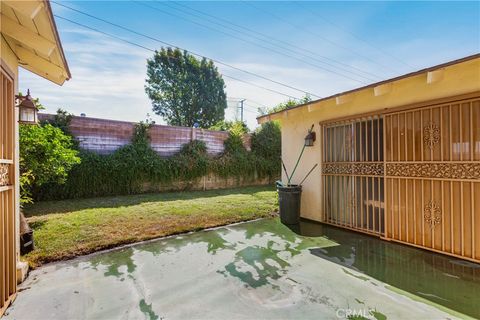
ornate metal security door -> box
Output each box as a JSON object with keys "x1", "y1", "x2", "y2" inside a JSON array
[
  {"x1": 0, "y1": 64, "x2": 16, "y2": 315},
  {"x1": 322, "y1": 116, "x2": 384, "y2": 236},
  {"x1": 384, "y1": 95, "x2": 480, "y2": 263}
]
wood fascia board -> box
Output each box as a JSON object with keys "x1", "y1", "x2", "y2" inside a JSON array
[
  {"x1": 21, "y1": 63, "x2": 65, "y2": 85},
  {"x1": 16, "y1": 46, "x2": 66, "y2": 84}
]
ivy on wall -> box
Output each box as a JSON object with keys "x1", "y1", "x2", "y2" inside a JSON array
[{"x1": 34, "y1": 121, "x2": 281, "y2": 200}]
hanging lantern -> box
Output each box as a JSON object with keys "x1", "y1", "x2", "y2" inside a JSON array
[
  {"x1": 304, "y1": 128, "x2": 316, "y2": 147},
  {"x1": 16, "y1": 89, "x2": 38, "y2": 124}
]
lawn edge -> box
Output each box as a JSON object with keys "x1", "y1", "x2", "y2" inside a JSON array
[
  {"x1": 24, "y1": 216, "x2": 277, "y2": 271},
  {"x1": 24, "y1": 185, "x2": 276, "y2": 217}
]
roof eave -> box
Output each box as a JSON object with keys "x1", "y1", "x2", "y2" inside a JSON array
[
  {"x1": 44, "y1": 0, "x2": 71, "y2": 81},
  {"x1": 257, "y1": 53, "x2": 480, "y2": 123}
]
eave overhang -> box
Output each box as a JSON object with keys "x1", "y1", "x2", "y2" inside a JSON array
[
  {"x1": 257, "y1": 53, "x2": 480, "y2": 124},
  {"x1": 0, "y1": 0, "x2": 71, "y2": 85}
]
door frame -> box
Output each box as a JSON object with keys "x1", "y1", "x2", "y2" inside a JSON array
[
  {"x1": 320, "y1": 115, "x2": 385, "y2": 236},
  {"x1": 0, "y1": 59, "x2": 17, "y2": 316}
]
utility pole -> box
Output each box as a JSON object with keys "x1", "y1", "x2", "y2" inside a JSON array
[{"x1": 239, "y1": 99, "x2": 246, "y2": 123}]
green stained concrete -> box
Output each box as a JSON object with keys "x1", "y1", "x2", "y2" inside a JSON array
[
  {"x1": 5, "y1": 218, "x2": 479, "y2": 320},
  {"x1": 89, "y1": 247, "x2": 136, "y2": 277},
  {"x1": 306, "y1": 222, "x2": 480, "y2": 318},
  {"x1": 347, "y1": 316, "x2": 370, "y2": 320},
  {"x1": 342, "y1": 268, "x2": 370, "y2": 281},
  {"x1": 222, "y1": 244, "x2": 290, "y2": 288},
  {"x1": 370, "y1": 310, "x2": 387, "y2": 320},
  {"x1": 139, "y1": 299, "x2": 159, "y2": 320},
  {"x1": 220, "y1": 222, "x2": 336, "y2": 289},
  {"x1": 384, "y1": 285, "x2": 476, "y2": 320},
  {"x1": 139, "y1": 228, "x2": 235, "y2": 256}
]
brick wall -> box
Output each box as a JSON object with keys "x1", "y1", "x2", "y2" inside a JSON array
[{"x1": 39, "y1": 114, "x2": 251, "y2": 156}]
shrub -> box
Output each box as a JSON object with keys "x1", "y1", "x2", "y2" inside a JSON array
[
  {"x1": 33, "y1": 120, "x2": 281, "y2": 201},
  {"x1": 40, "y1": 108, "x2": 74, "y2": 136},
  {"x1": 251, "y1": 121, "x2": 281, "y2": 159},
  {"x1": 174, "y1": 140, "x2": 209, "y2": 180},
  {"x1": 209, "y1": 120, "x2": 248, "y2": 133},
  {"x1": 223, "y1": 121, "x2": 248, "y2": 155},
  {"x1": 258, "y1": 95, "x2": 312, "y2": 115},
  {"x1": 19, "y1": 124, "x2": 80, "y2": 203}
]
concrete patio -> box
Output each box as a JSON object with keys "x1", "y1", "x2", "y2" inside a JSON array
[{"x1": 5, "y1": 218, "x2": 479, "y2": 319}]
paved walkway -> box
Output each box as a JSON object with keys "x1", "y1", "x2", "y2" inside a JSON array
[{"x1": 5, "y1": 218, "x2": 479, "y2": 319}]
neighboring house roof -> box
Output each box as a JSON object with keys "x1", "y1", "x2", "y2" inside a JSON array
[
  {"x1": 257, "y1": 53, "x2": 480, "y2": 124},
  {"x1": 1, "y1": 0, "x2": 70, "y2": 85}
]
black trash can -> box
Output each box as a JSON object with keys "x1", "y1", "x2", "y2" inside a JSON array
[{"x1": 277, "y1": 185, "x2": 302, "y2": 225}]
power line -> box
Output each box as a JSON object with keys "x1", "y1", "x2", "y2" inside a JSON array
[
  {"x1": 53, "y1": 15, "x2": 300, "y2": 100},
  {"x1": 139, "y1": 1, "x2": 376, "y2": 83},
  {"x1": 227, "y1": 98, "x2": 266, "y2": 111},
  {"x1": 244, "y1": 105, "x2": 261, "y2": 112},
  {"x1": 244, "y1": 104, "x2": 264, "y2": 112},
  {"x1": 51, "y1": 1, "x2": 320, "y2": 98},
  {"x1": 163, "y1": 1, "x2": 383, "y2": 81},
  {"x1": 223, "y1": 74, "x2": 298, "y2": 99},
  {"x1": 293, "y1": 1, "x2": 415, "y2": 69},
  {"x1": 228, "y1": 98, "x2": 269, "y2": 115},
  {"x1": 243, "y1": 108, "x2": 258, "y2": 115},
  {"x1": 134, "y1": 1, "x2": 373, "y2": 84},
  {"x1": 242, "y1": 1, "x2": 401, "y2": 75},
  {"x1": 229, "y1": 97, "x2": 269, "y2": 109}
]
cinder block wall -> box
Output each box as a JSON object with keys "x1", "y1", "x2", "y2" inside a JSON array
[
  {"x1": 141, "y1": 174, "x2": 274, "y2": 193},
  {"x1": 39, "y1": 114, "x2": 251, "y2": 156},
  {"x1": 37, "y1": 114, "x2": 270, "y2": 195}
]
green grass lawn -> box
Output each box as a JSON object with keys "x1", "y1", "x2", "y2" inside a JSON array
[{"x1": 23, "y1": 186, "x2": 278, "y2": 268}]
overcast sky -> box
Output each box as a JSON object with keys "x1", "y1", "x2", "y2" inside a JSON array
[{"x1": 19, "y1": 1, "x2": 480, "y2": 130}]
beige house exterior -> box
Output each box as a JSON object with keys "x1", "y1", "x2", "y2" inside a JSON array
[
  {"x1": 1, "y1": 0, "x2": 70, "y2": 314},
  {"x1": 258, "y1": 54, "x2": 480, "y2": 263}
]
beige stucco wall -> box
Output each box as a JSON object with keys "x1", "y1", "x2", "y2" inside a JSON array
[
  {"x1": 281, "y1": 121, "x2": 323, "y2": 221},
  {"x1": 1, "y1": 35, "x2": 21, "y2": 263},
  {"x1": 277, "y1": 57, "x2": 480, "y2": 222}
]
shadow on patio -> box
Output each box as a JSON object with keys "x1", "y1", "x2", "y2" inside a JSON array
[
  {"x1": 5, "y1": 218, "x2": 479, "y2": 319},
  {"x1": 288, "y1": 219, "x2": 480, "y2": 318}
]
